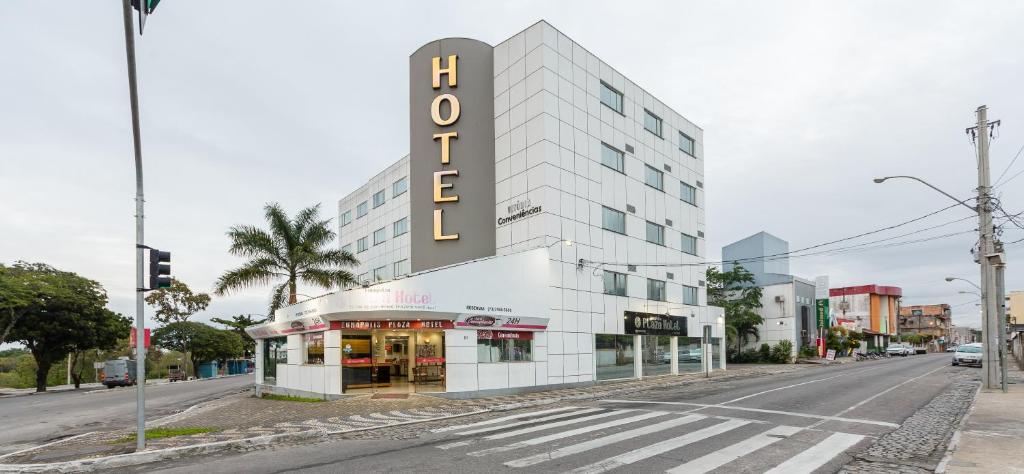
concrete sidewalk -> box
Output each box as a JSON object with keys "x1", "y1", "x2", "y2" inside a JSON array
[{"x1": 941, "y1": 369, "x2": 1024, "y2": 473}]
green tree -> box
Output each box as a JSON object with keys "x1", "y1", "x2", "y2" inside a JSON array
[
  {"x1": 153, "y1": 322, "x2": 243, "y2": 377},
  {"x1": 0, "y1": 262, "x2": 130, "y2": 392},
  {"x1": 706, "y1": 265, "x2": 764, "y2": 354},
  {"x1": 211, "y1": 314, "x2": 266, "y2": 358},
  {"x1": 214, "y1": 203, "x2": 359, "y2": 316},
  {"x1": 144, "y1": 278, "x2": 211, "y2": 324}
]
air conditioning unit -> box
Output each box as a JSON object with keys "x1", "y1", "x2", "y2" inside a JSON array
[{"x1": 775, "y1": 295, "x2": 785, "y2": 303}]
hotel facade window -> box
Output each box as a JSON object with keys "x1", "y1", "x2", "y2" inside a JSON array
[
  {"x1": 356, "y1": 237, "x2": 368, "y2": 253},
  {"x1": 679, "y1": 132, "x2": 695, "y2": 156},
  {"x1": 681, "y1": 181, "x2": 697, "y2": 206},
  {"x1": 356, "y1": 201, "x2": 368, "y2": 218},
  {"x1": 393, "y1": 216, "x2": 409, "y2": 236},
  {"x1": 595, "y1": 334, "x2": 635, "y2": 380},
  {"x1": 645, "y1": 221, "x2": 665, "y2": 246},
  {"x1": 602, "y1": 206, "x2": 626, "y2": 234},
  {"x1": 683, "y1": 285, "x2": 698, "y2": 305},
  {"x1": 372, "y1": 189, "x2": 386, "y2": 208},
  {"x1": 681, "y1": 233, "x2": 697, "y2": 255},
  {"x1": 373, "y1": 227, "x2": 386, "y2": 245},
  {"x1": 340, "y1": 210, "x2": 352, "y2": 227},
  {"x1": 603, "y1": 270, "x2": 627, "y2": 296},
  {"x1": 373, "y1": 265, "x2": 387, "y2": 281},
  {"x1": 644, "y1": 165, "x2": 664, "y2": 190},
  {"x1": 600, "y1": 81, "x2": 623, "y2": 114},
  {"x1": 304, "y1": 332, "x2": 324, "y2": 365},
  {"x1": 393, "y1": 259, "x2": 409, "y2": 278},
  {"x1": 644, "y1": 109, "x2": 663, "y2": 137},
  {"x1": 392, "y1": 176, "x2": 408, "y2": 197},
  {"x1": 600, "y1": 143, "x2": 625, "y2": 173},
  {"x1": 341, "y1": 243, "x2": 352, "y2": 254},
  {"x1": 477, "y1": 337, "x2": 533, "y2": 363},
  {"x1": 647, "y1": 279, "x2": 666, "y2": 301}
]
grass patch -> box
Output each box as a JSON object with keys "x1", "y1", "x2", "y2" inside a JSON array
[
  {"x1": 261, "y1": 393, "x2": 325, "y2": 403},
  {"x1": 113, "y1": 427, "x2": 218, "y2": 443}
]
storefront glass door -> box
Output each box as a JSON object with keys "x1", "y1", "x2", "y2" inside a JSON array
[
  {"x1": 263, "y1": 337, "x2": 287, "y2": 385},
  {"x1": 341, "y1": 330, "x2": 445, "y2": 394}
]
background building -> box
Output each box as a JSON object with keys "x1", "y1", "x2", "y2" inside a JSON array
[
  {"x1": 899, "y1": 304, "x2": 952, "y2": 349},
  {"x1": 829, "y1": 284, "x2": 902, "y2": 350},
  {"x1": 1008, "y1": 290, "x2": 1024, "y2": 326},
  {"x1": 722, "y1": 232, "x2": 818, "y2": 356}
]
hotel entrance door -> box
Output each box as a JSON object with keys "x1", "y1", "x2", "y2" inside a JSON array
[{"x1": 340, "y1": 328, "x2": 445, "y2": 394}]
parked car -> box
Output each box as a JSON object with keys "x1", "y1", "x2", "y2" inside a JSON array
[
  {"x1": 952, "y1": 343, "x2": 983, "y2": 367},
  {"x1": 167, "y1": 364, "x2": 187, "y2": 382},
  {"x1": 886, "y1": 344, "x2": 912, "y2": 356},
  {"x1": 946, "y1": 345, "x2": 957, "y2": 352},
  {"x1": 102, "y1": 358, "x2": 137, "y2": 388},
  {"x1": 659, "y1": 348, "x2": 703, "y2": 363}
]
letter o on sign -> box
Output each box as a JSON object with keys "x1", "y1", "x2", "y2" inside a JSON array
[{"x1": 431, "y1": 93, "x2": 461, "y2": 126}]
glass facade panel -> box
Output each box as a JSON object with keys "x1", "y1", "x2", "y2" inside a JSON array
[
  {"x1": 646, "y1": 221, "x2": 665, "y2": 245},
  {"x1": 681, "y1": 181, "x2": 697, "y2": 205},
  {"x1": 477, "y1": 338, "x2": 532, "y2": 363},
  {"x1": 373, "y1": 265, "x2": 387, "y2": 281},
  {"x1": 357, "y1": 237, "x2": 368, "y2": 253},
  {"x1": 340, "y1": 210, "x2": 352, "y2": 227},
  {"x1": 645, "y1": 165, "x2": 664, "y2": 190},
  {"x1": 679, "y1": 132, "x2": 695, "y2": 156},
  {"x1": 642, "y1": 335, "x2": 672, "y2": 376},
  {"x1": 683, "y1": 285, "x2": 698, "y2": 305},
  {"x1": 711, "y1": 337, "x2": 723, "y2": 369},
  {"x1": 262, "y1": 337, "x2": 287, "y2": 385},
  {"x1": 393, "y1": 259, "x2": 409, "y2": 278},
  {"x1": 373, "y1": 227, "x2": 386, "y2": 245},
  {"x1": 600, "y1": 143, "x2": 624, "y2": 173},
  {"x1": 678, "y1": 337, "x2": 703, "y2": 372},
  {"x1": 647, "y1": 279, "x2": 666, "y2": 301},
  {"x1": 596, "y1": 334, "x2": 636, "y2": 380},
  {"x1": 392, "y1": 176, "x2": 408, "y2": 197},
  {"x1": 681, "y1": 233, "x2": 697, "y2": 255},
  {"x1": 603, "y1": 271, "x2": 627, "y2": 296},
  {"x1": 602, "y1": 206, "x2": 626, "y2": 234},
  {"x1": 600, "y1": 82, "x2": 623, "y2": 113},
  {"x1": 644, "y1": 110, "x2": 662, "y2": 137},
  {"x1": 393, "y1": 217, "x2": 409, "y2": 236},
  {"x1": 372, "y1": 190, "x2": 386, "y2": 208},
  {"x1": 304, "y1": 332, "x2": 324, "y2": 365},
  {"x1": 356, "y1": 201, "x2": 368, "y2": 218}
]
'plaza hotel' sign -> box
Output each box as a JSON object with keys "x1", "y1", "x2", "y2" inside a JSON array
[{"x1": 409, "y1": 39, "x2": 496, "y2": 273}]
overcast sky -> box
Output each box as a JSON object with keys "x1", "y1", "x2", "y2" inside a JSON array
[{"x1": 2, "y1": 1, "x2": 1022, "y2": 334}]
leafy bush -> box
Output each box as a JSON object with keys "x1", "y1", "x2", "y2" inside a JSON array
[
  {"x1": 770, "y1": 340, "x2": 794, "y2": 364},
  {"x1": 729, "y1": 349, "x2": 762, "y2": 363},
  {"x1": 798, "y1": 344, "x2": 818, "y2": 358},
  {"x1": 758, "y1": 343, "x2": 771, "y2": 362}
]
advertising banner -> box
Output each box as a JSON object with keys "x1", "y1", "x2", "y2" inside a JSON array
[
  {"x1": 476, "y1": 330, "x2": 534, "y2": 340},
  {"x1": 245, "y1": 315, "x2": 328, "y2": 338},
  {"x1": 624, "y1": 311, "x2": 688, "y2": 336},
  {"x1": 130, "y1": 327, "x2": 150, "y2": 348},
  {"x1": 331, "y1": 320, "x2": 454, "y2": 331},
  {"x1": 815, "y1": 299, "x2": 829, "y2": 330}
]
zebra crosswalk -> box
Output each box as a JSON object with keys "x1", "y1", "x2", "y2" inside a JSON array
[{"x1": 431, "y1": 406, "x2": 867, "y2": 473}]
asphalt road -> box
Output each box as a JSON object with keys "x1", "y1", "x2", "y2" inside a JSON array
[
  {"x1": 0, "y1": 375, "x2": 251, "y2": 455},
  {"x1": 143, "y1": 353, "x2": 967, "y2": 474}
]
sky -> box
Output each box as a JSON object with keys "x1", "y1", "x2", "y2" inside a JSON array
[{"x1": 2, "y1": 1, "x2": 1023, "y2": 334}]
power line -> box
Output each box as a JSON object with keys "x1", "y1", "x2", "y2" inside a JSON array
[{"x1": 994, "y1": 143, "x2": 1024, "y2": 187}]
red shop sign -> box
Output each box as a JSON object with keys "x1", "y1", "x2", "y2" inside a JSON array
[
  {"x1": 415, "y1": 357, "x2": 445, "y2": 364},
  {"x1": 477, "y1": 330, "x2": 533, "y2": 340},
  {"x1": 342, "y1": 358, "x2": 372, "y2": 365},
  {"x1": 331, "y1": 320, "x2": 454, "y2": 331}
]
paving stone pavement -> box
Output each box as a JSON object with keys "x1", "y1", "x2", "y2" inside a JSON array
[
  {"x1": 0, "y1": 364, "x2": 807, "y2": 465},
  {"x1": 840, "y1": 370, "x2": 981, "y2": 474}
]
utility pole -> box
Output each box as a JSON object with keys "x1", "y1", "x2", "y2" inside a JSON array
[
  {"x1": 121, "y1": 0, "x2": 147, "y2": 450},
  {"x1": 995, "y1": 245, "x2": 1008, "y2": 393},
  {"x1": 970, "y1": 105, "x2": 1001, "y2": 390}
]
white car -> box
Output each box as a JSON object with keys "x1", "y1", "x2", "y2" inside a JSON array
[
  {"x1": 886, "y1": 344, "x2": 912, "y2": 356},
  {"x1": 952, "y1": 343, "x2": 983, "y2": 367}
]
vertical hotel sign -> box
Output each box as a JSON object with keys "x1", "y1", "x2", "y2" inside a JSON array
[
  {"x1": 409, "y1": 39, "x2": 496, "y2": 272},
  {"x1": 814, "y1": 275, "x2": 829, "y2": 357}
]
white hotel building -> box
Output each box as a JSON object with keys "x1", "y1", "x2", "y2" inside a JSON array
[{"x1": 247, "y1": 21, "x2": 725, "y2": 398}]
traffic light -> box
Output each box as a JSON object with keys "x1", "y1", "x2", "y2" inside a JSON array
[
  {"x1": 131, "y1": 0, "x2": 160, "y2": 14},
  {"x1": 148, "y1": 249, "x2": 171, "y2": 290}
]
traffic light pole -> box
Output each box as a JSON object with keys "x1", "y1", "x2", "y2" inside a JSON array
[{"x1": 121, "y1": 0, "x2": 147, "y2": 450}]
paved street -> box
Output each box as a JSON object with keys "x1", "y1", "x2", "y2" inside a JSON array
[
  {"x1": 137, "y1": 354, "x2": 973, "y2": 474},
  {"x1": 0, "y1": 376, "x2": 251, "y2": 455}
]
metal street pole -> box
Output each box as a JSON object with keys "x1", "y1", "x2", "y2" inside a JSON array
[
  {"x1": 995, "y1": 256, "x2": 1008, "y2": 392},
  {"x1": 121, "y1": 0, "x2": 147, "y2": 450},
  {"x1": 974, "y1": 105, "x2": 1000, "y2": 390}
]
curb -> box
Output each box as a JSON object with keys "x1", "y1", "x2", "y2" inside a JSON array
[
  {"x1": 0, "y1": 409, "x2": 490, "y2": 473},
  {"x1": 934, "y1": 382, "x2": 983, "y2": 473}
]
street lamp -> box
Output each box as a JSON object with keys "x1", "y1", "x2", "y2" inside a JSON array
[
  {"x1": 873, "y1": 176, "x2": 975, "y2": 211},
  {"x1": 946, "y1": 277, "x2": 982, "y2": 291},
  {"x1": 959, "y1": 290, "x2": 981, "y2": 297}
]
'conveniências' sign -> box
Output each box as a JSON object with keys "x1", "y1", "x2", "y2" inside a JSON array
[{"x1": 624, "y1": 311, "x2": 688, "y2": 336}]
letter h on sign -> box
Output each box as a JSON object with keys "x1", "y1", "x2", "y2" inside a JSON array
[{"x1": 431, "y1": 53, "x2": 460, "y2": 241}]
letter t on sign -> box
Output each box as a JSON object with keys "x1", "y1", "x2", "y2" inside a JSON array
[
  {"x1": 433, "y1": 132, "x2": 458, "y2": 164},
  {"x1": 432, "y1": 55, "x2": 458, "y2": 89}
]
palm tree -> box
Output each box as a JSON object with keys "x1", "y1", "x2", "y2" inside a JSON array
[{"x1": 214, "y1": 203, "x2": 358, "y2": 316}]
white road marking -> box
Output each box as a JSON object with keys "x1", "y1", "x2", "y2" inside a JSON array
[
  {"x1": 721, "y1": 366, "x2": 883, "y2": 405},
  {"x1": 454, "y1": 408, "x2": 604, "y2": 436},
  {"x1": 600, "y1": 399, "x2": 899, "y2": 427},
  {"x1": 808, "y1": 364, "x2": 947, "y2": 429},
  {"x1": 482, "y1": 409, "x2": 635, "y2": 440},
  {"x1": 566, "y1": 418, "x2": 751, "y2": 474},
  {"x1": 465, "y1": 411, "x2": 668, "y2": 457},
  {"x1": 665, "y1": 425, "x2": 803, "y2": 474},
  {"x1": 437, "y1": 440, "x2": 476, "y2": 450},
  {"x1": 763, "y1": 432, "x2": 864, "y2": 474},
  {"x1": 431, "y1": 406, "x2": 580, "y2": 433},
  {"x1": 503, "y1": 414, "x2": 706, "y2": 468}
]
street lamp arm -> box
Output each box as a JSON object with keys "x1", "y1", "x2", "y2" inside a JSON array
[{"x1": 873, "y1": 176, "x2": 976, "y2": 212}]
